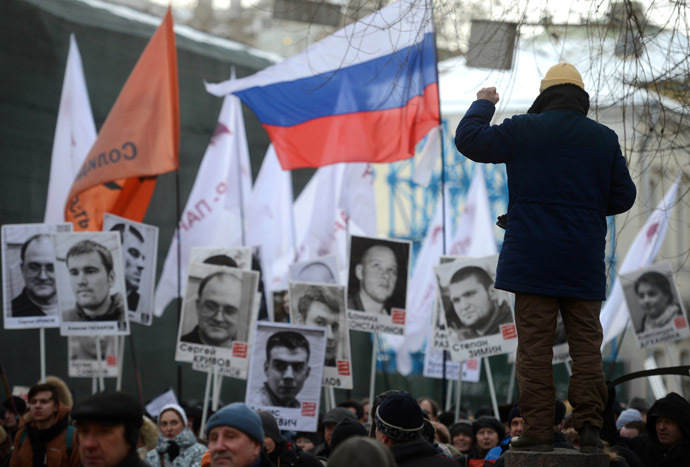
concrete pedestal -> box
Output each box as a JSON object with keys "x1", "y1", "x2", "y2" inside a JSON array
[{"x1": 505, "y1": 448, "x2": 609, "y2": 467}]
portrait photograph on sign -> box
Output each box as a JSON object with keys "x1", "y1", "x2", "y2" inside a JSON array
[
  {"x1": 175, "y1": 263, "x2": 259, "y2": 379},
  {"x1": 189, "y1": 246, "x2": 253, "y2": 270},
  {"x1": 433, "y1": 255, "x2": 517, "y2": 361},
  {"x1": 2, "y1": 223, "x2": 72, "y2": 329},
  {"x1": 289, "y1": 282, "x2": 352, "y2": 389},
  {"x1": 68, "y1": 335, "x2": 119, "y2": 378},
  {"x1": 289, "y1": 255, "x2": 339, "y2": 285},
  {"x1": 54, "y1": 231, "x2": 129, "y2": 336},
  {"x1": 346, "y1": 235, "x2": 411, "y2": 335},
  {"x1": 620, "y1": 262, "x2": 689, "y2": 349},
  {"x1": 245, "y1": 321, "x2": 326, "y2": 432},
  {"x1": 552, "y1": 311, "x2": 570, "y2": 363},
  {"x1": 103, "y1": 214, "x2": 158, "y2": 326}
]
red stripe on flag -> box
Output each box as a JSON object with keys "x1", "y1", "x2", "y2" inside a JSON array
[{"x1": 265, "y1": 83, "x2": 439, "y2": 170}]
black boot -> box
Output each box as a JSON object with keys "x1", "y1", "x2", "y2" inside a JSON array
[
  {"x1": 509, "y1": 434, "x2": 554, "y2": 452},
  {"x1": 578, "y1": 423, "x2": 604, "y2": 454}
]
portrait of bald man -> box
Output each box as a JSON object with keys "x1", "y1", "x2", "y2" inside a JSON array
[
  {"x1": 181, "y1": 270, "x2": 248, "y2": 347},
  {"x1": 347, "y1": 236, "x2": 409, "y2": 316},
  {"x1": 11, "y1": 233, "x2": 59, "y2": 318}
]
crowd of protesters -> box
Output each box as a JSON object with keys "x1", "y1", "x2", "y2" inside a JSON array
[{"x1": 0, "y1": 375, "x2": 688, "y2": 466}]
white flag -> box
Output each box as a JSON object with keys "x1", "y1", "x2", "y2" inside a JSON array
[
  {"x1": 339, "y1": 163, "x2": 377, "y2": 237},
  {"x1": 45, "y1": 34, "x2": 97, "y2": 223},
  {"x1": 600, "y1": 176, "x2": 680, "y2": 345},
  {"x1": 154, "y1": 93, "x2": 252, "y2": 317},
  {"x1": 412, "y1": 125, "x2": 442, "y2": 187},
  {"x1": 247, "y1": 145, "x2": 295, "y2": 293},
  {"x1": 448, "y1": 167, "x2": 498, "y2": 258}
]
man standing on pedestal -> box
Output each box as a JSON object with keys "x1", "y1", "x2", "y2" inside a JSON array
[{"x1": 455, "y1": 63, "x2": 636, "y2": 453}]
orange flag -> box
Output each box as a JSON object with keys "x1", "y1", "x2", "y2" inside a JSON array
[{"x1": 65, "y1": 9, "x2": 179, "y2": 231}]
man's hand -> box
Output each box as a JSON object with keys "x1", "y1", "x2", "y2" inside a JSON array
[{"x1": 477, "y1": 87, "x2": 499, "y2": 105}]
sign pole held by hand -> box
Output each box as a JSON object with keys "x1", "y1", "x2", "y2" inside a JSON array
[{"x1": 455, "y1": 360, "x2": 463, "y2": 421}]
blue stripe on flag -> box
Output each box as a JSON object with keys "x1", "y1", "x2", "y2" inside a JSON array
[{"x1": 236, "y1": 33, "x2": 437, "y2": 127}]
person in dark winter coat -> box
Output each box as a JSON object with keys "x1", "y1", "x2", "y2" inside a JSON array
[
  {"x1": 145, "y1": 404, "x2": 206, "y2": 466},
  {"x1": 615, "y1": 392, "x2": 690, "y2": 467},
  {"x1": 313, "y1": 407, "x2": 357, "y2": 459},
  {"x1": 257, "y1": 411, "x2": 321, "y2": 467},
  {"x1": 373, "y1": 392, "x2": 458, "y2": 467},
  {"x1": 455, "y1": 62, "x2": 636, "y2": 454},
  {"x1": 71, "y1": 391, "x2": 148, "y2": 467}
]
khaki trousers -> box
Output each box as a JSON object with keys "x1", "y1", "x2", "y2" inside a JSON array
[{"x1": 515, "y1": 293, "x2": 608, "y2": 438}]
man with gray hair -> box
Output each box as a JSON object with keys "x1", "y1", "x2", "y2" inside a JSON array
[
  {"x1": 11, "y1": 234, "x2": 58, "y2": 317},
  {"x1": 62, "y1": 240, "x2": 124, "y2": 322}
]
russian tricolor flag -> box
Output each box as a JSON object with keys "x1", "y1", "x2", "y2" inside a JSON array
[{"x1": 206, "y1": 0, "x2": 439, "y2": 170}]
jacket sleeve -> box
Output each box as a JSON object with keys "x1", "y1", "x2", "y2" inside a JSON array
[
  {"x1": 606, "y1": 147, "x2": 636, "y2": 216},
  {"x1": 454, "y1": 99, "x2": 515, "y2": 164}
]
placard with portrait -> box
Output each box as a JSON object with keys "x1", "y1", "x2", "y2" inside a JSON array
[
  {"x1": 2, "y1": 223, "x2": 72, "y2": 329},
  {"x1": 245, "y1": 321, "x2": 326, "y2": 432},
  {"x1": 289, "y1": 281, "x2": 352, "y2": 389},
  {"x1": 68, "y1": 335, "x2": 119, "y2": 378},
  {"x1": 54, "y1": 232, "x2": 129, "y2": 336},
  {"x1": 346, "y1": 235, "x2": 411, "y2": 335}
]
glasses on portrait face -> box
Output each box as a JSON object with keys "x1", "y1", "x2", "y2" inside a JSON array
[
  {"x1": 24, "y1": 262, "x2": 55, "y2": 276},
  {"x1": 270, "y1": 359, "x2": 307, "y2": 374},
  {"x1": 200, "y1": 300, "x2": 238, "y2": 322}
]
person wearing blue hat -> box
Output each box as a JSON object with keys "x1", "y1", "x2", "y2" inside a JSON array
[{"x1": 206, "y1": 402, "x2": 264, "y2": 467}]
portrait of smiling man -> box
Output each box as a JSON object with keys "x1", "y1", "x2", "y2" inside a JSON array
[
  {"x1": 445, "y1": 265, "x2": 513, "y2": 340},
  {"x1": 62, "y1": 239, "x2": 125, "y2": 323},
  {"x1": 181, "y1": 270, "x2": 244, "y2": 347}
]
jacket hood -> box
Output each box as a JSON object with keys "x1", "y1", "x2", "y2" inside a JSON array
[
  {"x1": 646, "y1": 392, "x2": 690, "y2": 443},
  {"x1": 43, "y1": 375, "x2": 73, "y2": 408}
]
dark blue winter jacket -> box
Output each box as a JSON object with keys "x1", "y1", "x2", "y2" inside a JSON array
[{"x1": 455, "y1": 99, "x2": 636, "y2": 300}]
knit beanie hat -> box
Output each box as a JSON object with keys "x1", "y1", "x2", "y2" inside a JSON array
[
  {"x1": 616, "y1": 408, "x2": 643, "y2": 430},
  {"x1": 449, "y1": 420, "x2": 473, "y2": 440},
  {"x1": 330, "y1": 417, "x2": 368, "y2": 451},
  {"x1": 257, "y1": 411, "x2": 282, "y2": 443},
  {"x1": 158, "y1": 403, "x2": 188, "y2": 428},
  {"x1": 472, "y1": 416, "x2": 505, "y2": 440},
  {"x1": 540, "y1": 63, "x2": 585, "y2": 93},
  {"x1": 206, "y1": 402, "x2": 264, "y2": 445},
  {"x1": 374, "y1": 393, "x2": 424, "y2": 441},
  {"x1": 507, "y1": 405, "x2": 520, "y2": 425}
]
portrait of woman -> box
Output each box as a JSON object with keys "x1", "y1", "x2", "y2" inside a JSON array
[{"x1": 634, "y1": 271, "x2": 682, "y2": 333}]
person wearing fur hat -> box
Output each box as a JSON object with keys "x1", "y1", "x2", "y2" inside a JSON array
[
  {"x1": 205, "y1": 402, "x2": 264, "y2": 467},
  {"x1": 145, "y1": 404, "x2": 206, "y2": 467},
  {"x1": 10, "y1": 382, "x2": 79, "y2": 467},
  {"x1": 455, "y1": 63, "x2": 636, "y2": 454},
  {"x1": 71, "y1": 391, "x2": 147, "y2": 466},
  {"x1": 256, "y1": 411, "x2": 321, "y2": 467},
  {"x1": 137, "y1": 416, "x2": 159, "y2": 460},
  {"x1": 373, "y1": 392, "x2": 458, "y2": 467}
]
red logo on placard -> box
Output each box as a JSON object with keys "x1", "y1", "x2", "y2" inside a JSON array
[
  {"x1": 337, "y1": 360, "x2": 351, "y2": 376},
  {"x1": 233, "y1": 342, "x2": 248, "y2": 358},
  {"x1": 501, "y1": 324, "x2": 517, "y2": 340},
  {"x1": 466, "y1": 359, "x2": 478, "y2": 370},
  {"x1": 674, "y1": 316, "x2": 687, "y2": 329},
  {"x1": 392, "y1": 309, "x2": 406, "y2": 325},
  {"x1": 106, "y1": 355, "x2": 117, "y2": 367},
  {"x1": 302, "y1": 402, "x2": 317, "y2": 417}
]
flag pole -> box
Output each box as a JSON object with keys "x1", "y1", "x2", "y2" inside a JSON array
[
  {"x1": 128, "y1": 333, "x2": 145, "y2": 405},
  {"x1": 175, "y1": 169, "x2": 183, "y2": 400},
  {"x1": 116, "y1": 335, "x2": 125, "y2": 391},
  {"x1": 96, "y1": 337, "x2": 105, "y2": 391}
]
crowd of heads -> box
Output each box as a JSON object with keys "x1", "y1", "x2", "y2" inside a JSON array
[{"x1": 1, "y1": 377, "x2": 689, "y2": 467}]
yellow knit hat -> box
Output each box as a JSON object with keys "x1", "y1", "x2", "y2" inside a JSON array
[{"x1": 539, "y1": 63, "x2": 585, "y2": 93}]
